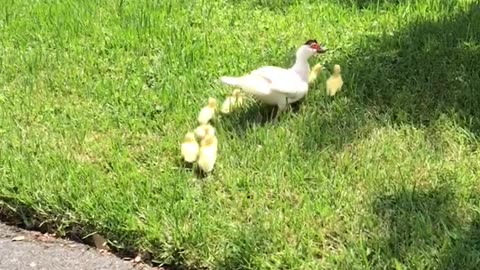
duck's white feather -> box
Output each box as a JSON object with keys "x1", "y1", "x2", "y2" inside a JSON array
[
  {"x1": 251, "y1": 66, "x2": 308, "y2": 95},
  {"x1": 219, "y1": 74, "x2": 271, "y2": 95},
  {"x1": 219, "y1": 42, "x2": 323, "y2": 110}
]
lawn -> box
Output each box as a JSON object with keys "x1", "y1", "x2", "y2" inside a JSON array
[{"x1": 1, "y1": 0, "x2": 480, "y2": 269}]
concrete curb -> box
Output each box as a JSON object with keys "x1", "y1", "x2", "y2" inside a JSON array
[{"x1": 0, "y1": 223, "x2": 157, "y2": 270}]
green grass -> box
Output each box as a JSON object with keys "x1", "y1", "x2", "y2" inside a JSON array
[{"x1": 1, "y1": 0, "x2": 480, "y2": 269}]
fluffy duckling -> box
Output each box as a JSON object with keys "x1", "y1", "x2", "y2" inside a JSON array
[
  {"x1": 194, "y1": 123, "x2": 215, "y2": 140},
  {"x1": 198, "y1": 97, "x2": 218, "y2": 125},
  {"x1": 197, "y1": 134, "x2": 218, "y2": 173},
  {"x1": 326, "y1": 64, "x2": 344, "y2": 96},
  {"x1": 181, "y1": 132, "x2": 199, "y2": 163},
  {"x1": 308, "y1": 63, "x2": 323, "y2": 84},
  {"x1": 221, "y1": 89, "x2": 244, "y2": 114}
]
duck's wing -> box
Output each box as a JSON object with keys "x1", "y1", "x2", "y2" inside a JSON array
[{"x1": 250, "y1": 66, "x2": 308, "y2": 97}]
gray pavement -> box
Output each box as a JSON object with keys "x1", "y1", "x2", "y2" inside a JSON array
[{"x1": 0, "y1": 223, "x2": 157, "y2": 270}]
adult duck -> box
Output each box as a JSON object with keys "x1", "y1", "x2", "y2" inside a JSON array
[{"x1": 219, "y1": 39, "x2": 327, "y2": 115}]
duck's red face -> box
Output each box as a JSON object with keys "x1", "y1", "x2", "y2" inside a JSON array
[{"x1": 305, "y1": 39, "x2": 327, "y2": 54}]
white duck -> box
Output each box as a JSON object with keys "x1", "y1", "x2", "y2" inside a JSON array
[{"x1": 219, "y1": 39, "x2": 327, "y2": 115}]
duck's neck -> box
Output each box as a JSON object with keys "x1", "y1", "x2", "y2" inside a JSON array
[{"x1": 290, "y1": 52, "x2": 310, "y2": 82}]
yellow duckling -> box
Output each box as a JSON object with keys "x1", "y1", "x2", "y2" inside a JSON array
[
  {"x1": 197, "y1": 134, "x2": 218, "y2": 173},
  {"x1": 326, "y1": 64, "x2": 344, "y2": 96},
  {"x1": 180, "y1": 132, "x2": 199, "y2": 163},
  {"x1": 198, "y1": 97, "x2": 218, "y2": 124},
  {"x1": 194, "y1": 123, "x2": 215, "y2": 140},
  {"x1": 221, "y1": 89, "x2": 244, "y2": 114},
  {"x1": 308, "y1": 63, "x2": 323, "y2": 84}
]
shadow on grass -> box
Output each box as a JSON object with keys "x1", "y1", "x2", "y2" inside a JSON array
[
  {"x1": 227, "y1": 0, "x2": 409, "y2": 12},
  {"x1": 219, "y1": 98, "x2": 309, "y2": 137},
  {"x1": 440, "y1": 214, "x2": 480, "y2": 270},
  {"x1": 219, "y1": 106, "x2": 271, "y2": 135},
  {"x1": 299, "y1": 2, "x2": 480, "y2": 151},
  {"x1": 355, "y1": 3, "x2": 479, "y2": 126},
  {"x1": 338, "y1": 0, "x2": 407, "y2": 9},
  {"x1": 225, "y1": 0, "x2": 309, "y2": 13},
  {"x1": 369, "y1": 185, "x2": 480, "y2": 269},
  {"x1": 371, "y1": 186, "x2": 459, "y2": 267},
  {"x1": 218, "y1": 102, "x2": 278, "y2": 136}
]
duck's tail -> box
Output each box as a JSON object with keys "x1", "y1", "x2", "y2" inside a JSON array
[{"x1": 219, "y1": 76, "x2": 243, "y2": 87}]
